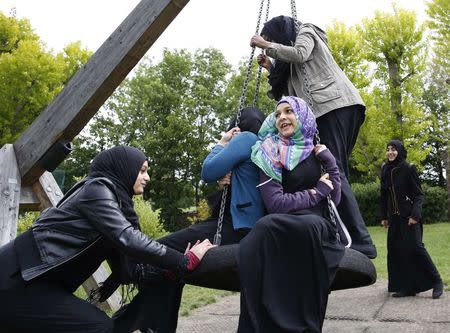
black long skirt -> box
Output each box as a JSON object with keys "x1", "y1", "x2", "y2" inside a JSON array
[
  {"x1": 387, "y1": 215, "x2": 440, "y2": 294},
  {"x1": 237, "y1": 213, "x2": 344, "y2": 333}
]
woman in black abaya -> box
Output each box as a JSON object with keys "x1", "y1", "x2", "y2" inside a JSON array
[
  {"x1": 238, "y1": 96, "x2": 345, "y2": 332},
  {"x1": 380, "y1": 140, "x2": 443, "y2": 299}
]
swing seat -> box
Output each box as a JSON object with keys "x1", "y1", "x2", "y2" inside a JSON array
[{"x1": 183, "y1": 244, "x2": 376, "y2": 292}]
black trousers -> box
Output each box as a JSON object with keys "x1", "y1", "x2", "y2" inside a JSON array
[
  {"x1": 114, "y1": 217, "x2": 249, "y2": 333},
  {"x1": 316, "y1": 106, "x2": 375, "y2": 254},
  {"x1": 0, "y1": 282, "x2": 113, "y2": 333}
]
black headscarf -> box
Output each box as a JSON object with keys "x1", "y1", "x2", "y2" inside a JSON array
[
  {"x1": 88, "y1": 145, "x2": 147, "y2": 227},
  {"x1": 381, "y1": 140, "x2": 408, "y2": 189},
  {"x1": 261, "y1": 16, "x2": 299, "y2": 101},
  {"x1": 227, "y1": 107, "x2": 266, "y2": 134}
]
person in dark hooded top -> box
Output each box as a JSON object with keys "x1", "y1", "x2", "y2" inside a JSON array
[
  {"x1": 380, "y1": 140, "x2": 443, "y2": 299},
  {"x1": 249, "y1": 15, "x2": 377, "y2": 259},
  {"x1": 116, "y1": 107, "x2": 268, "y2": 333},
  {"x1": 0, "y1": 145, "x2": 214, "y2": 333}
]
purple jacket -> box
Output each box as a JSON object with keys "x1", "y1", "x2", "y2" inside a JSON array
[{"x1": 258, "y1": 149, "x2": 341, "y2": 214}]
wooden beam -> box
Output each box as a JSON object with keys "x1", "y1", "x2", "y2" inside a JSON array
[
  {"x1": 0, "y1": 144, "x2": 21, "y2": 246},
  {"x1": 19, "y1": 186, "x2": 40, "y2": 211},
  {"x1": 34, "y1": 172, "x2": 122, "y2": 312},
  {"x1": 14, "y1": 0, "x2": 190, "y2": 185},
  {"x1": 32, "y1": 171, "x2": 64, "y2": 208},
  {"x1": 83, "y1": 264, "x2": 122, "y2": 313}
]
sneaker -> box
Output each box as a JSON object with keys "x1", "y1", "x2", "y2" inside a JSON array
[
  {"x1": 350, "y1": 243, "x2": 377, "y2": 259},
  {"x1": 392, "y1": 291, "x2": 416, "y2": 298},
  {"x1": 432, "y1": 281, "x2": 444, "y2": 299}
]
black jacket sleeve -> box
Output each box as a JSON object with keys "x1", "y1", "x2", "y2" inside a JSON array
[
  {"x1": 408, "y1": 164, "x2": 424, "y2": 221},
  {"x1": 78, "y1": 180, "x2": 186, "y2": 271},
  {"x1": 380, "y1": 165, "x2": 388, "y2": 220}
]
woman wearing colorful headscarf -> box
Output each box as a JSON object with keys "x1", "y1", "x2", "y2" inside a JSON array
[
  {"x1": 249, "y1": 15, "x2": 377, "y2": 259},
  {"x1": 380, "y1": 140, "x2": 443, "y2": 299},
  {"x1": 0, "y1": 145, "x2": 214, "y2": 333},
  {"x1": 237, "y1": 96, "x2": 345, "y2": 333}
]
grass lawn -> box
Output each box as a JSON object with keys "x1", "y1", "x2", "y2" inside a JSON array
[
  {"x1": 179, "y1": 285, "x2": 233, "y2": 316},
  {"x1": 368, "y1": 222, "x2": 450, "y2": 290}
]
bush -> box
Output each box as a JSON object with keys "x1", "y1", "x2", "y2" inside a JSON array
[
  {"x1": 17, "y1": 211, "x2": 40, "y2": 234},
  {"x1": 352, "y1": 182, "x2": 380, "y2": 226},
  {"x1": 187, "y1": 199, "x2": 211, "y2": 224},
  {"x1": 134, "y1": 196, "x2": 167, "y2": 239},
  {"x1": 421, "y1": 184, "x2": 448, "y2": 223},
  {"x1": 352, "y1": 182, "x2": 448, "y2": 226}
]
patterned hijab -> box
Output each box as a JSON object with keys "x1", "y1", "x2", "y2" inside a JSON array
[{"x1": 251, "y1": 96, "x2": 316, "y2": 182}]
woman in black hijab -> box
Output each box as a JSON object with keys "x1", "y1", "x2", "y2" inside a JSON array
[
  {"x1": 380, "y1": 140, "x2": 443, "y2": 299},
  {"x1": 0, "y1": 145, "x2": 214, "y2": 333}
]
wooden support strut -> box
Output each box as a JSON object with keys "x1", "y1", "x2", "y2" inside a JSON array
[
  {"x1": 14, "y1": 0, "x2": 190, "y2": 186},
  {"x1": 0, "y1": 145, "x2": 21, "y2": 246}
]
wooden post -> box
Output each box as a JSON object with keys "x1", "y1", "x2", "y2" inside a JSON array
[{"x1": 0, "y1": 145, "x2": 21, "y2": 246}]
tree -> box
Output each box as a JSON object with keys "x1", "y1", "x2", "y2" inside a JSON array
[
  {"x1": 353, "y1": 5, "x2": 431, "y2": 179},
  {"x1": 424, "y1": 0, "x2": 449, "y2": 218},
  {"x1": 327, "y1": 20, "x2": 370, "y2": 90},
  {"x1": 71, "y1": 49, "x2": 232, "y2": 231},
  {"x1": 0, "y1": 11, "x2": 92, "y2": 146}
]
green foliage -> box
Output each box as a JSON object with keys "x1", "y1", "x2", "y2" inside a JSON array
[
  {"x1": 327, "y1": 20, "x2": 370, "y2": 90},
  {"x1": 17, "y1": 211, "x2": 39, "y2": 234},
  {"x1": 69, "y1": 48, "x2": 237, "y2": 231},
  {"x1": 421, "y1": 184, "x2": 448, "y2": 223},
  {"x1": 352, "y1": 182, "x2": 381, "y2": 226},
  {"x1": 0, "y1": 11, "x2": 92, "y2": 146},
  {"x1": 352, "y1": 5, "x2": 431, "y2": 179},
  {"x1": 187, "y1": 199, "x2": 211, "y2": 224},
  {"x1": 426, "y1": 0, "x2": 450, "y2": 72},
  {"x1": 421, "y1": 0, "x2": 449, "y2": 189},
  {"x1": 133, "y1": 196, "x2": 167, "y2": 239},
  {"x1": 353, "y1": 182, "x2": 448, "y2": 226}
]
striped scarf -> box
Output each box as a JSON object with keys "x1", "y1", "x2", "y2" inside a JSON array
[{"x1": 251, "y1": 96, "x2": 316, "y2": 182}]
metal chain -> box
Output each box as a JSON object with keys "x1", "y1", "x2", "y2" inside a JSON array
[
  {"x1": 214, "y1": 0, "x2": 268, "y2": 246},
  {"x1": 213, "y1": 185, "x2": 228, "y2": 246},
  {"x1": 236, "y1": 0, "x2": 267, "y2": 126},
  {"x1": 290, "y1": 0, "x2": 301, "y2": 34},
  {"x1": 252, "y1": 0, "x2": 271, "y2": 106}
]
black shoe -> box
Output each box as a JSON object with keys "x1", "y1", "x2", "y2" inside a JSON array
[
  {"x1": 350, "y1": 243, "x2": 377, "y2": 259},
  {"x1": 432, "y1": 281, "x2": 444, "y2": 299},
  {"x1": 392, "y1": 291, "x2": 416, "y2": 298}
]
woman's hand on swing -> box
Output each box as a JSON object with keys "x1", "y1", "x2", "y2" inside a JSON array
[
  {"x1": 250, "y1": 35, "x2": 270, "y2": 49},
  {"x1": 319, "y1": 173, "x2": 333, "y2": 190},
  {"x1": 218, "y1": 172, "x2": 231, "y2": 189},
  {"x1": 218, "y1": 127, "x2": 240, "y2": 146},
  {"x1": 257, "y1": 54, "x2": 272, "y2": 71},
  {"x1": 189, "y1": 239, "x2": 216, "y2": 260}
]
